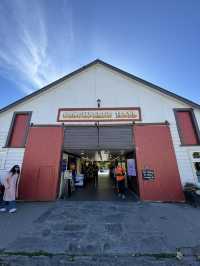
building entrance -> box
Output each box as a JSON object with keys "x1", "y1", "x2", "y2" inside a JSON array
[
  {"x1": 59, "y1": 150, "x2": 138, "y2": 201},
  {"x1": 59, "y1": 125, "x2": 139, "y2": 201},
  {"x1": 19, "y1": 123, "x2": 184, "y2": 202}
]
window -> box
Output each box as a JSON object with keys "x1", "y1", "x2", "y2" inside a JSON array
[
  {"x1": 194, "y1": 162, "x2": 200, "y2": 183},
  {"x1": 174, "y1": 109, "x2": 200, "y2": 146},
  {"x1": 189, "y1": 150, "x2": 200, "y2": 184},
  {"x1": 6, "y1": 112, "x2": 32, "y2": 148},
  {"x1": 193, "y1": 152, "x2": 200, "y2": 159}
]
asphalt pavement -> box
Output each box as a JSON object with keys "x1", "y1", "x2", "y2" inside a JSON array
[{"x1": 0, "y1": 200, "x2": 200, "y2": 265}]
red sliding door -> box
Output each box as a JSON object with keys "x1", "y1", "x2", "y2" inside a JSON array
[
  {"x1": 19, "y1": 126, "x2": 63, "y2": 201},
  {"x1": 134, "y1": 124, "x2": 184, "y2": 202}
]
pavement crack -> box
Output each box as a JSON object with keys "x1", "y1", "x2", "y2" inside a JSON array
[{"x1": 0, "y1": 250, "x2": 193, "y2": 259}]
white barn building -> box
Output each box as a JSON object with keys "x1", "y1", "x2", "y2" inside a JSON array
[{"x1": 0, "y1": 59, "x2": 199, "y2": 201}]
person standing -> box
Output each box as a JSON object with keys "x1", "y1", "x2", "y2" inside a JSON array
[
  {"x1": 70, "y1": 163, "x2": 77, "y2": 183},
  {"x1": 83, "y1": 161, "x2": 89, "y2": 185},
  {"x1": 87, "y1": 162, "x2": 93, "y2": 182},
  {"x1": 115, "y1": 162, "x2": 126, "y2": 199},
  {"x1": 0, "y1": 165, "x2": 20, "y2": 213},
  {"x1": 93, "y1": 161, "x2": 99, "y2": 188},
  {"x1": 0, "y1": 175, "x2": 5, "y2": 207},
  {"x1": 109, "y1": 162, "x2": 116, "y2": 187}
]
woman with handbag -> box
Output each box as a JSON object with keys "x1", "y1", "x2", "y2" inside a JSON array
[{"x1": 0, "y1": 165, "x2": 20, "y2": 213}]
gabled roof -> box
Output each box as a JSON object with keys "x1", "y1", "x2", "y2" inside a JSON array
[{"x1": 0, "y1": 59, "x2": 200, "y2": 113}]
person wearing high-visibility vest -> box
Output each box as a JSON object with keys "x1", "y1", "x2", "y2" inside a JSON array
[{"x1": 115, "y1": 162, "x2": 126, "y2": 199}]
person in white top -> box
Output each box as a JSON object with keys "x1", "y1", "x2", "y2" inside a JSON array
[{"x1": 0, "y1": 165, "x2": 20, "y2": 213}]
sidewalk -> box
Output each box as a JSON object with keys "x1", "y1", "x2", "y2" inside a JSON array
[
  {"x1": 0, "y1": 200, "x2": 200, "y2": 265},
  {"x1": 0, "y1": 201, "x2": 56, "y2": 248}
]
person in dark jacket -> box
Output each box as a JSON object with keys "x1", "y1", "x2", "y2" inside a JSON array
[
  {"x1": 93, "y1": 161, "x2": 99, "y2": 188},
  {"x1": 87, "y1": 162, "x2": 93, "y2": 181}
]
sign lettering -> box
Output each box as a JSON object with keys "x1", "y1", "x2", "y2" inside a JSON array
[{"x1": 57, "y1": 108, "x2": 141, "y2": 122}]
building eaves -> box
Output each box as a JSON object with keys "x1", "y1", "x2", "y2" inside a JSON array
[{"x1": 0, "y1": 58, "x2": 199, "y2": 113}]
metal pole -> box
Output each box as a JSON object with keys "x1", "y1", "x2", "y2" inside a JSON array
[
  {"x1": 97, "y1": 121, "x2": 100, "y2": 147},
  {"x1": 96, "y1": 98, "x2": 101, "y2": 148}
]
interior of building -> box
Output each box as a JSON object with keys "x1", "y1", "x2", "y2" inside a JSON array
[{"x1": 59, "y1": 125, "x2": 139, "y2": 201}]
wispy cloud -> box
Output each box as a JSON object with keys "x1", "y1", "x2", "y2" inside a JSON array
[{"x1": 0, "y1": 0, "x2": 74, "y2": 94}]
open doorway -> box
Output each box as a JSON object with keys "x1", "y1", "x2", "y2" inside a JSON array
[
  {"x1": 59, "y1": 149, "x2": 139, "y2": 201},
  {"x1": 58, "y1": 125, "x2": 139, "y2": 201}
]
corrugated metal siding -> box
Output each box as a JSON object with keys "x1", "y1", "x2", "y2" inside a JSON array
[
  {"x1": 64, "y1": 126, "x2": 98, "y2": 150},
  {"x1": 64, "y1": 125, "x2": 133, "y2": 150},
  {"x1": 99, "y1": 126, "x2": 133, "y2": 149}
]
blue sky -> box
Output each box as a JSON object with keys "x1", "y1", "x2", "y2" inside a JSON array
[{"x1": 0, "y1": 0, "x2": 200, "y2": 108}]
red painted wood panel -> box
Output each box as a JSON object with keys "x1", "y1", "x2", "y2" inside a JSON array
[
  {"x1": 19, "y1": 126, "x2": 63, "y2": 201},
  {"x1": 134, "y1": 125, "x2": 185, "y2": 202},
  {"x1": 176, "y1": 111, "x2": 198, "y2": 145},
  {"x1": 9, "y1": 114, "x2": 29, "y2": 147}
]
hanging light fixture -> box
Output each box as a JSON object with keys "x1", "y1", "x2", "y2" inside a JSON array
[{"x1": 97, "y1": 98, "x2": 101, "y2": 108}]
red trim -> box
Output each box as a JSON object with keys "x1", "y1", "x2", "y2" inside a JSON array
[{"x1": 57, "y1": 107, "x2": 142, "y2": 122}]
